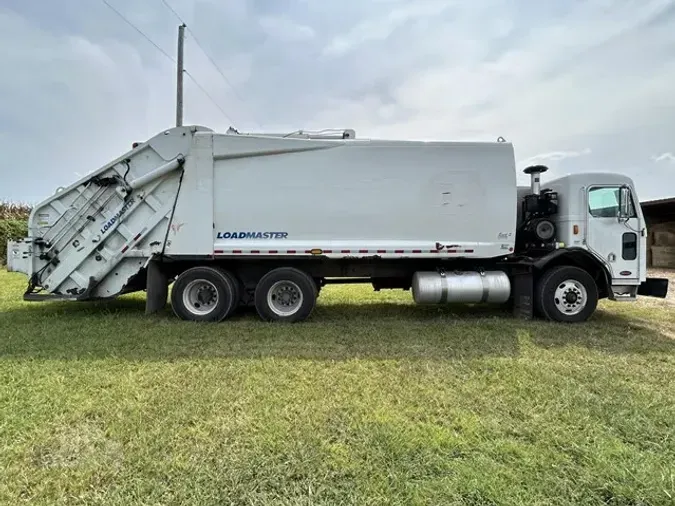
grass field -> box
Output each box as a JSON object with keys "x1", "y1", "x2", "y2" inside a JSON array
[{"x1": 1, "y1": 269, "x2": 674, "y2": 505}]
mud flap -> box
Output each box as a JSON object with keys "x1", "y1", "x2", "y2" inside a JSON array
[
  {"x1": 146, "y1": 259, "x2": 168, "y2": 314},
  {"x1": 511, "y1": 267, "x2": 534, "y2": 320}
]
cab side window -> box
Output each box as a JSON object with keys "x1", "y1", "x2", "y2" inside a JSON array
[{"x1": 588, "y1": 187, "x2": 636, "y2": 218}]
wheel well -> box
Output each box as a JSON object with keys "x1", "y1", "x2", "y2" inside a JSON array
[{"x1": 533, "y1": 249, "x2": 611, "y2": 299}]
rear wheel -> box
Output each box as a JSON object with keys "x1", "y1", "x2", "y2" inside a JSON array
[
  {"x1": 254, "y1": 267, "x2": 317, "y2": 322},
  {"x1": 536, "y1": 265, "x2": 598, "y2": 323},
  {"x1": 171, "y1": 266, "x2": 240, "y2": 322}
]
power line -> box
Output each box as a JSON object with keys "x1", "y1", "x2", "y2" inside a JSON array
[
  {"x1": 99, "y1": 0, "x2": 235, "y2": 125},
  {"x1": 158, "y1": 0, "x2": 264, "y2": 129},
  {"x1": 185, "y1": 70, "x2": 236, "y2": 125},
  {"x1": 158, "y1": 0, "x2": 183, "y2": 25},
  {"x1": 100, "y1": 0, "x2": 175, "y2": 63}
]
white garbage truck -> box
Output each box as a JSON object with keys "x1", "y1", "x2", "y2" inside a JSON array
[{"x1": 7, "y1": 125, "x2": 668, "y2": 323}]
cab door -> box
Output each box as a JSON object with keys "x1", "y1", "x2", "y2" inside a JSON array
[{"x1": 585, "y1": 185, "x2": 642, "y2": 283}]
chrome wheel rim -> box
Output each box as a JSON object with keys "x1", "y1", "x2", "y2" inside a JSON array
[
  {"x1": 554, "y1": 279, "x2": 587, "y2": 316},
  {"x1": 267, "y1": 280, "x2": 303, "y2": 316},
  {"x1": 183, "y1": 279, "x2": 219, "y2": 315}
]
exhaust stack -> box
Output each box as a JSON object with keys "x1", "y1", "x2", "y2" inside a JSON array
[{"x1": 523, "y1": 165, "x2": 548, "y2": 195}]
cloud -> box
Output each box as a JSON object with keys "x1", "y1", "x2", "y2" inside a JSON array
[
  {"x1": 651, "y1": 153, "x2": 675, "y2": 163},
  {"x1": 321, "y1": 0, "x2": 451, "y2": 57},
  {"x1": 2, "y1": 0, "x2": 675, "y2": 204},
  {"x1": 258, "y1": 16, "x2": 315, "y2": 41},
  {"x1": 305, "y1": 0, "x2": 675, "y2": 200},
  {"x1": 519, "y1": 148, "x2": 592, "y2": 166}
]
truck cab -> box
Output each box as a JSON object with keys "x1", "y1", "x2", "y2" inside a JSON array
[
  {"x1": 546, "y1": 172, "x2": 647, "y2": 301},
  {"x1": 514, "y1": 166, "x2": 667, "y2": 322}
]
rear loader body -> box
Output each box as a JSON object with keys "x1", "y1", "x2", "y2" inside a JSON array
[{"x1": 7, "y1": 125, "x2": 668, "y2": 323}]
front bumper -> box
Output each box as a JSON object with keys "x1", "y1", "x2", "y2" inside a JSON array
[{"x1": 638, "y1": 277, "x2": 669, "y2": 298}]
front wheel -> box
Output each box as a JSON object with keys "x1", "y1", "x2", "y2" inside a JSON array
[{"x1": 536, "y1": 265, "x2": 598, "y2": 323}]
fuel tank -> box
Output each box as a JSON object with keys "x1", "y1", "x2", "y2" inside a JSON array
[{"x1": 411, "y1": 270, "x2": 511, "y2": 304}]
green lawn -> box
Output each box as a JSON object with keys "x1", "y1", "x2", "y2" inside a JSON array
[{"x1": 1, "y1": 269, "x2": 674, "y2": 506}]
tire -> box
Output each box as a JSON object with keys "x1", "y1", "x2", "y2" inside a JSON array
[
  {"x1": 254, "y1": 267, "x2": 317, "y2": 322},
  {"x1": 171, "y1": 266, "x2": 240, "y2": 322},
  {"x1": 535, "y1": 265, "x2": 598, "y2": 323}
]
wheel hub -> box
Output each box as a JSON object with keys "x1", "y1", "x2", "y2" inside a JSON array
[
  {"x1": 565, "y1": 291, "x2": 578, "y2": 304},
  {"x1": 267, "y1": 280, "x2": 303, "y2": 316},
  {"x1": 196, "y1": 285, "x2": 216, "y2": 306},
  {"x1": 554, "y1": 279, "x2": 587, "y2": 315},
  {"x1": 183, "y1": 279, "x2": 219, "y2": 315}
]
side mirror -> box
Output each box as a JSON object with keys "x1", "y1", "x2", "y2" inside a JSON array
[{"x1": 618, "y1": 186, "x2": 631, "y2": 219}]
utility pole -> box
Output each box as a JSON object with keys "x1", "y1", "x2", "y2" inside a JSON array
[{"x1": 176, "y1": 23, "x2": 186, "y2": 127}]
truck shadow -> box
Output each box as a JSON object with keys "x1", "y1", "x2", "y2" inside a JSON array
[{"x1": 1, "y1": 296, "x2": 674, "y2": 361}]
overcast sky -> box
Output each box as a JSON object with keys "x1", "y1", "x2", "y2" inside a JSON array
[{"x1": 1, "y1": 0, "x2": 674, "y2": 203}]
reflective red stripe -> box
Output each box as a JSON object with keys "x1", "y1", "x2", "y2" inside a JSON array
[{"x1": 212, "y1": 247, "x2": 472, "y2": 255}]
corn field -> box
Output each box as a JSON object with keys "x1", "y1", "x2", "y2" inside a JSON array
[{"x1": 0, "y1": 201, "x2": 32, "y2": 220}]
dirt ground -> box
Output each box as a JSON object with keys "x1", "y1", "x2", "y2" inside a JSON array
[{"x1": 648, "y1": 268, "x2": 675, "y2": 304}]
